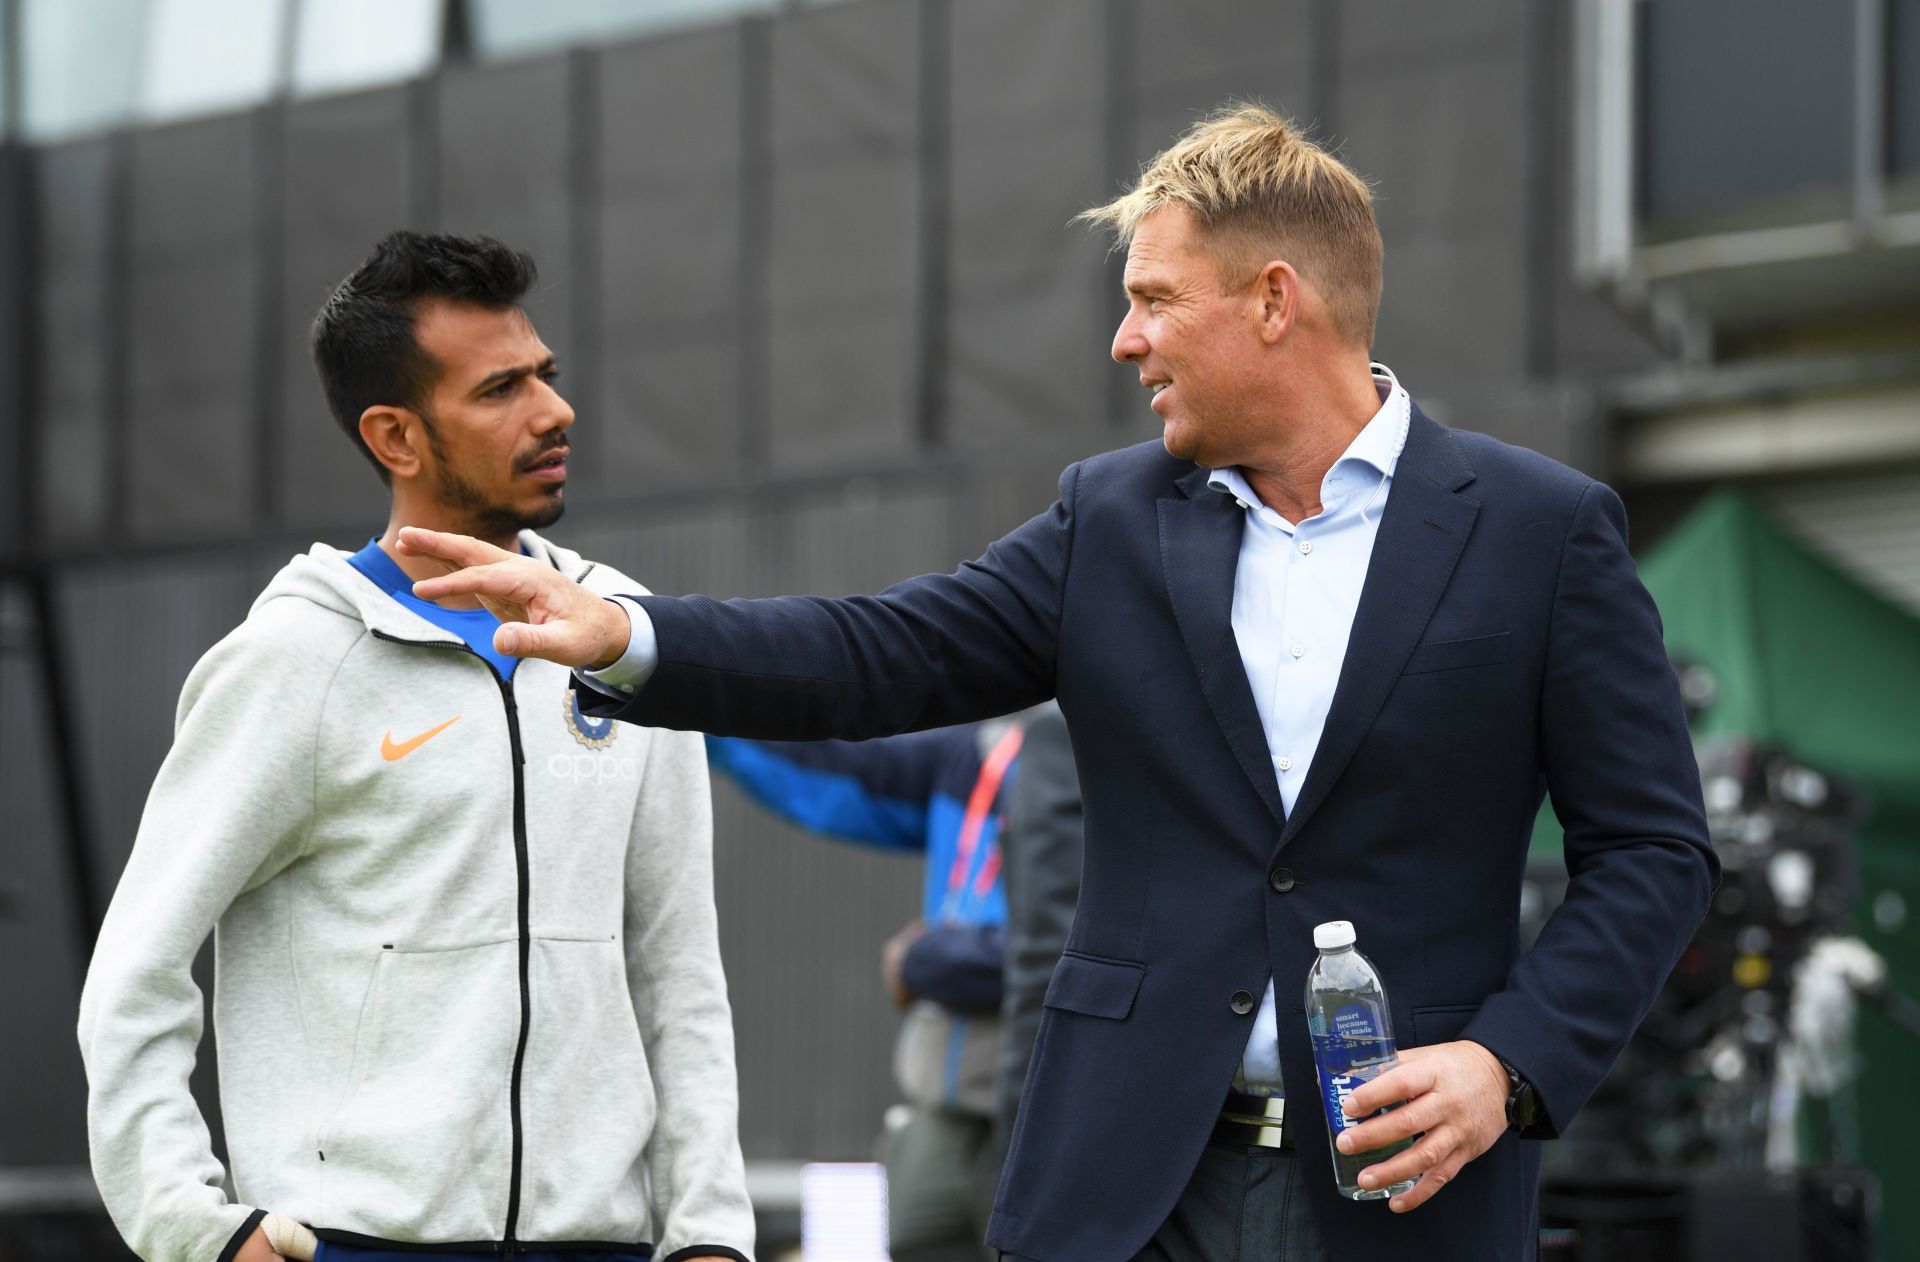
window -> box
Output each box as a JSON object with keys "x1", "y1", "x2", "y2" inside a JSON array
[
  {"x1": 464, "y1": 0, "x2": 781, "y2": 61},
  {"x1": 137, "y1": 0, "x2": 287, "y2": 126},
  {"x1": 19, "y1": 0, "x2": 146, "y2": 142},
  {"x1": 291, "y1": 0, "x2": 440, "y2": 98}
]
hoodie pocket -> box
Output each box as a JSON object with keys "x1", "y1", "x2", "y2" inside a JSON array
[
  {"x1": 315, "y1": 939, "x2": 520, "y2": 1241},
  {"x1": 514, "y1": 936, "x2": 657, "y2": 1242}
]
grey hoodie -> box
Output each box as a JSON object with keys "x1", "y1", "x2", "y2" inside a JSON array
[{"x1": 77, "y1": 533, "x2": 754, "y2": 1262}]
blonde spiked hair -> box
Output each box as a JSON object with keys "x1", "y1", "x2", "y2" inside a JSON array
[{"x1": 1079, "y1": 103, "x2": 1383, "y2": 346}]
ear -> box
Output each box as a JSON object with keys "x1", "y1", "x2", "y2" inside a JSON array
[
  {"x1": 358, "y1": 406, "x2": 428, "y2": 482},
  {"x1": 1256, "y1": 259, "x2": 1300, "y2": 346}
]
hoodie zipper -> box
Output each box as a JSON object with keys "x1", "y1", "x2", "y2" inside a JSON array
[{"x1": 371, "y1": 631, "x2": 531, "y2": 1257}]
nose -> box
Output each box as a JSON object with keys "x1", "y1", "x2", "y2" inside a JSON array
[
  {"x1": 1111, "y1": 305, "x2": 1147, "y2": 364},
  {"x1": 534, "y1": 377, "x2": 575, "y2": 434}
]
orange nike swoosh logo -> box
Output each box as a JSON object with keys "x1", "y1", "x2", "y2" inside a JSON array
[{"x1": 380, "y1": 717, "x2": 461, "y2": 762}]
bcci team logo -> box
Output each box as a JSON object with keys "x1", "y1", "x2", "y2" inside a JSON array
[{"x1": 563, "y1": 689, "x2": 618, "y2": 751}]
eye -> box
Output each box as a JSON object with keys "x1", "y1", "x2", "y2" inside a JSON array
[
  {"x1": 484, "y1": 379, "x2": 515, "y2": 399},
  {"x1": 539, "y1": 367, "x2": 561, "y2": 384}
]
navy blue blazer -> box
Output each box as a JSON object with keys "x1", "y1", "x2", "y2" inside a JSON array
[{"x1": 586, "y1": 409, "x2": 1717, "y2": 1262}]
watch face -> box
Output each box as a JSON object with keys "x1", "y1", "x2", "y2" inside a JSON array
[
  {"x1": 1498, "y1": 1058, "x2": 1537, "y2": 1128},
  {"x1": 1510, "y1": 1084, "x2": 1538, "y2": 1129}
]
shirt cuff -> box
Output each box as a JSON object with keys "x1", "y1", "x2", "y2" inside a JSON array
[{"x1": 576, "y1": 596, "x2": 657, "y2": 698}]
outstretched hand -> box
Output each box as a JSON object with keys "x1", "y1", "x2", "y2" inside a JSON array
[
  {"x1": 397, "y1": 527, "x2": 631, "y2": 669},
  {"x1": 1334, "y1": 1039, "x2": 1511, "y2": 1213}
]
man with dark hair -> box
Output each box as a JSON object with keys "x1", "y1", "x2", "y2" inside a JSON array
[{"x1": 79, "y1": 232, "x2": 754, "y2": 1262}]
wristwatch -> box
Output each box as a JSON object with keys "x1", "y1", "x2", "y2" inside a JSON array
[{"x1": 1497, "y1": 1056, "x2": 1541, "y2": 1132}]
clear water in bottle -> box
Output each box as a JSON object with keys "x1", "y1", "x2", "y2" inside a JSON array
[{"x1": 1306, "y1": 920, "x2": 1417, "y2": 1200}]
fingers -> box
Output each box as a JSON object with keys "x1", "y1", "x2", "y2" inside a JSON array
[
  {"x1": 410, "y1": 561, "x2": 536, "y2": 604},
  {"x1": 394, "y1": 526, "x2": 518, "y2": 568},
  {"x1": 1343, "y1": 1053, "x2": 1435, "y2": 1118},
  {"x1": 261, "y1": 1213, "x2": 318, "y2": 1260},
  {"x1": 1355, "y1": 1125, "x2": 1450, "y2": 1196},
  {"x1": 1337, "y1": 1093, "x2": 1444, "y2": 1154},
  {"x1": 493, "y1": 620, "x2": 597, "y2": 669},
  {"x1": 1334, "y1": 1041, "x2": 1510, "y2": 1213},
  {"x1": 1383, "y1": 1141, "x2": 1471, "y2": 1213}
]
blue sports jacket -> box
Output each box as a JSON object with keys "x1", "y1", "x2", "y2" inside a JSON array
[{"x1": 707, "y1": 728, "x2": 1013, "y2": 1017}]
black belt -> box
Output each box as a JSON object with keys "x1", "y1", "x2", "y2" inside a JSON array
[{"x1": 1212, "y1": 1090, "x2": 1295, "y2": 1149}]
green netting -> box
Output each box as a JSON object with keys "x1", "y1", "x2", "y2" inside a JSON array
[{"x1": 1532, "y1": 488, "x2": 1920, "y2": 1259}]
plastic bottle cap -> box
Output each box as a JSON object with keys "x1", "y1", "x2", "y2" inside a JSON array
[{"x1": 1314, "y1": 920, "x2": 1356, "y2": 950}]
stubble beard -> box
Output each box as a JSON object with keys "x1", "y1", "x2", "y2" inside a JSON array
[{"x1": 422, "y1": 415, "x2": 567, "y2": 541}]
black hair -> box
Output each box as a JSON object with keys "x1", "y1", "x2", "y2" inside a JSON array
[{"x1": 308, "y1": 230, "x2": 538, "y2": 482}]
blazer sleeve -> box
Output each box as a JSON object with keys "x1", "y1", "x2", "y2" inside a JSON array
[
  {"x1": 1462, "y1": 479, "x2": 1719, "y2": 1137},
  {"x1": 587, "y1": 465, "x2": 1082, "y2": 740}
]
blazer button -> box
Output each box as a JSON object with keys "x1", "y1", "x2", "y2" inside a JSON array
[
  {"x1": 1231, "y1": 990, "x2": 1256, "y2": 1015},
  {"x1": 1269, "y1": 867, "x2": 1296, "y2": 893}
]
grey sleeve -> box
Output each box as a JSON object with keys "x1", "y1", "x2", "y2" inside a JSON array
[
  {"x1": 623, "y1": 728, "x2": 756, "y2": 1260},
  {"x1": 77, "y1": 615, "x2": 334, "y2": 1261},
  {"x1": 995, "y1": 707, "x2": 1083, "y2": 1143}
]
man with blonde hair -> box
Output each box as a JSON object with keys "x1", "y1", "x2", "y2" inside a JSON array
[{"x1": 401, "y1": 105, "x2": 1716, "y2": 1261}]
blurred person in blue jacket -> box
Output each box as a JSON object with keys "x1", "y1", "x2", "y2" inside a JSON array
[{"x1": 709, "y1": 713, "x2": 1036, "y2": 1262}]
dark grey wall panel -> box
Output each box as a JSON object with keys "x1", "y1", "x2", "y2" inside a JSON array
[
  {"x1": 713, "y1": 780, "x2": 922, "y2": 1159},
  {"x1": 1371, "y1": 230, "x2": 1528, "y2": 411},
  {"x1": 946, "y1": 0, "x2": 1112, "y2": 449},
  {"x1": 0, "y1": 588, "x2": 91, "y2": 1166},
  {"x1": 550, "y1": 498, "x2": 758, "y2": 599},
  {"x1": 125, "y1": 115, "x2": 261, "y2": 540},
  {"x1": 1640, "y1": 0, "x2": 1853, "y2": 224},
  {"x1": 276, "y1": 86, "x2": 417, "y2": 533},
  {"x1": 1339, "y1": 0, "x2": 1530, "y2": 395},
  {"x1": 438, "y1": 56, "x2": 575, "y2": 358},
  {"x1": 58, "y1": 554, "x2": 277, "y2": 893},
  {"x1": 593, "y1": 26, "x2": 746, "y2": 503},
  {"x1": 766, "y1": 0, "x2": 921, "y2": 472},
  {"x1": 34, "y1": 139, "x2": 118, "y2": 546},
  {"x1": 1893, "y1": 0, "x2": 1920, "y2": 180},
  {"x1": 1, "y1": 147, "x2": 25, "y2": 557},
  {"x1": 1132, "y1": 0, "x2": 1313, "y2": 146},
  {"x1": 723, "y1": 482, "x2": 957, "y2": 1158},
  {"x1": 554, "y1": 484, "x2": 961, "y2": 1160}
]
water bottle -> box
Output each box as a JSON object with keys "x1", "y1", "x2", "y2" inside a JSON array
[{"x1": 1306, "y1": 920, "x2": 1417, "y2": 1200}]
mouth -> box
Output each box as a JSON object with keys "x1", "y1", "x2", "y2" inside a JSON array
[
  {"x1": 522, "y1": 447, "x2": 570, "y2": 483},
  {"x1": 1143, "y1": 378, "x2": 1173, "y2": 415}
]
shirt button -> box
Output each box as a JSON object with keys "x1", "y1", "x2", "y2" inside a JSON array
[
  {"x1": 1269, "y1": 867, "x2": 1296, "y2": 894},
  {"x1": 1298, "y1": 540, "x2": 1312, "y2": 555},
  {"x1": 1277, "y1": 756, "x2": 1293, "y2": 771},
  {"x1": 1231, "y1": 990, "x2": 1256, "y2": 1015},
  {"x1": 1235, "y1": 498, "x2": 1250, "y2": 510},
  {"x1": 1290, "y1": 644, "x2": 1306, "y2": 658}
]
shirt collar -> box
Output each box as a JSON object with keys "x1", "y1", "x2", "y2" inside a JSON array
[{"x1": 1207, "y1": 362, "x2": 1409, "y2": 511}]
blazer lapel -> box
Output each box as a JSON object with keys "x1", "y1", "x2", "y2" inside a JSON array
[
  {"x1": 1159, "y1": 466, "x2": 1288, "y2": 832},
  {"x1": 1280, "y1": 408, "x2": 1481, "y2": 848}
]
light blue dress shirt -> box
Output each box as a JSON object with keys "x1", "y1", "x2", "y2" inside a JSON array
[
  {"x1": 581, "y1": 365, "x2": 1414, "y2": 1094},
  {"x1": 1214, "y1": 364, "x2": 1410, "y2": 1092}
]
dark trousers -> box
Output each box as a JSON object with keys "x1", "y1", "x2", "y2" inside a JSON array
[
  {"x1": 315, "y1": 1245, "x2": 648, "y2": 1262},
  {"x1": 1128, "y1": 1141, "x2": 1331, "y2": 1262},
  {"x1": 881, "y1": 1105, "x2": 998, "y2": 1262}
]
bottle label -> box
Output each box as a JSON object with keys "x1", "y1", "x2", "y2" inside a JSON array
[{"x1": 1310, "y1": 997, "x2": 1394, "y2": 1135}]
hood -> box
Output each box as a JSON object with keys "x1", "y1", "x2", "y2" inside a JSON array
[{"x1": 250, "y1": 530, "x2": 610, "y2": 647}]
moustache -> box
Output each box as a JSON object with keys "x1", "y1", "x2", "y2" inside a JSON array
[{"x1": 516, "y1": 441, "x2": 572, "y2": 473}]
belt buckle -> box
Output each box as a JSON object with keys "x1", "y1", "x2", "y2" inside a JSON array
[{"x1": 1214, "y1": 1092, "x2": 1292, "y2": 1149}]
